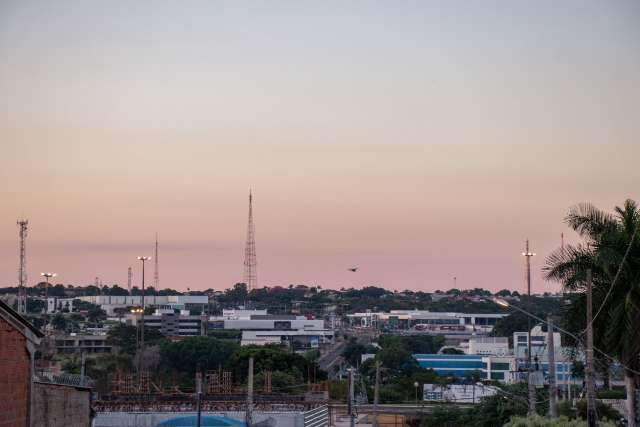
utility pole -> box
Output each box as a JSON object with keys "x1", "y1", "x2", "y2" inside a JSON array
[
  {"x1": 522, "y1": 240, "x2": 537, "y2": 415},
  {"x1": 586, "y1": 269, "x2": 596, "y2": 427},
  {"x1": 154, "y1": 233, "x2": 159, "y2": 289},
  {"x1": 246, "y1": 357, "x2": 254, "y2": 427},
  {"x1": 80, "y1": 351, "x2": 86, "y2": 386},
  {"x1": 137, "y1": 256, "x2": 150, "y2": 375},
  {"x1": 348, "y1": 369, "x2": 355, "y2": 427},
  {"x1": 547, "y1": 315, "x2": 557, "y2": 418},
  {"x1": 196, "y1": 369, "x2": 202, "y2": 427},
  {"x1": 17, "y1": 220, "x2": 28, "y2": 315},
  {"x1": 127, "y1": 267, "x2": 132, "y2": 295},
  {"x1": 373, "y1": 361, "x2": 380, "y2": 427}
]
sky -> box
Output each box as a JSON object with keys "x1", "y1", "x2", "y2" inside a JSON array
[{"x1": 1, "y1": 1, "x2": 639, "y2": 293}]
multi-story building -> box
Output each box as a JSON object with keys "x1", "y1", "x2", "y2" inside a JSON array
[
  {"x1": 467, "y1": 337, "x2": 510, "y2": 356},
  {"x1": 207, "y1": 310, "x2": 333, "y2": 349},
  {"x1": 78, "y1": 295, "x2": 208, "y2": 316},
  {"x1": 131, "y1": 309, "x2": 207, "y2": 337},
  {"x1": 413, "y1": 354, "x2": 516, "y2": 383},
  {"x1": 513, "y1": 326, "x2": 574, "y2": 388},
  {"x1": 54, "y1": 333, "x2": 112, "y2": 354},
  {"x1": 47, "y1": 297, "x2": 75, "y2": 314},
  {"x1": 347, "y1": 310, "x2": 506, "y2": 332}
]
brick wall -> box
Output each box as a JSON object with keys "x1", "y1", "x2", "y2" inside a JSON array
[
  {"x1": 0, "y1": 316, "x2": 30, "y2": 427},
  {"x1": 32, "y1": 383, "x2": 91, "y2": 427}
]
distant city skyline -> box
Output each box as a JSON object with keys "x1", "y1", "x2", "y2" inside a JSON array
[{"x1": 1, "y1": 1, "x2": 639, "y2": 292}]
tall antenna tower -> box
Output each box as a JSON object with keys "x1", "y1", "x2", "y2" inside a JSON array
[
  {"x1": 17, "y1": 220, "x2": 28, "y2": 314},
  {"x1": 153, "y1": 233, "x2": 159, "y2": 289},
  {"x1": 127, "y1": 267, "x2": 133, "y2": 295},
  {"x1": 243, "y1": 190, "x2": 257, "y2": 293}
]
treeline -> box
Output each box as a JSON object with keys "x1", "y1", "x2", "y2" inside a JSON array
[{"x1": 65, "y1": 325, "x2": 325, "y2": 395}]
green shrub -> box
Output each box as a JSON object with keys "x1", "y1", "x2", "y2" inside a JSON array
[
  {"x1": 596, "y1": 389, "x2": 626, "y2": 400},
  {"x1": 504, "y1": 414, "x2": 616, "y2": 427}
]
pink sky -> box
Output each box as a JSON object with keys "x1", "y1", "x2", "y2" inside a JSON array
[{"x1": 1, "y1": 1, "x2": 639, "y2": 292}]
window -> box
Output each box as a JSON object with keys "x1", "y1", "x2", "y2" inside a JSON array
[
  {"x1": 491, "y1": 372, "x2": 504, "y2": 380},
  {"x1": 491, "y1": 363, "x2": 510, "y2": 371}
]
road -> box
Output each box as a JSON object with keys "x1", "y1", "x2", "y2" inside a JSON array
[
  {"x1": 329, "y1": 403, "x2": 473, "y2": 415},
  {"x1": 318, "y1": 339, "x2": 346, "y2": 377}
]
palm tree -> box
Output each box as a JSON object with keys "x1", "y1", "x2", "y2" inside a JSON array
[{"x1": 544, "y1": 199, "x2": 640, "y2": 426}]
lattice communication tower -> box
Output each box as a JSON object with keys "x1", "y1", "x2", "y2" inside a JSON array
[{"x1": 243, "y1": 190, "x2": 257, "y2": 292}]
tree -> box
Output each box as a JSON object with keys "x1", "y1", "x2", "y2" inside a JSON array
[
  {"x1": 544, "y1": 199, "x2": 640, "y2": 426},
  {"x1": 342, "y1": 342, "x2": 367, "y2": 367},
  {"x1": 226, "y1": 345, "x2": 323, "y2": 384},
  {"x1": 107, "y1": 324, "x2": 165, "y2": 355},
  {"x1": 160, "y1": 337, "x2": 239, "y2": 375},
  {"x1": 109, "y1": 285, "x2": 129, "y2": 296},
  {"x1": 376, "y1": 345, "x2": 417, "y2": 374},
  {"x1": 51, "y1": 314, "x2": 67, "y2": 331},
  {"x1": 496, "y1": 289, "x2": 512, "y2": 297},
  {"x1": 87, "y1": 306, "x2": 107, "y2": 323}
]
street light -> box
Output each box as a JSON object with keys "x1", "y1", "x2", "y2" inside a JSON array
[
  {"x1": 130, "y1": 307, "x2": 144, "y2": 362},
  {"x1": 40, "y1": 272, "x2": 57, "y2": 314},
  {"x1": 521, "y1": 241, "x2": 536, "y2": 416},
  {"x1": 414, "y1": 381, "x2": 419, "y2": 406},
  {"x1": 137, "y1": 256, "x2": 151, "y2": 375}
]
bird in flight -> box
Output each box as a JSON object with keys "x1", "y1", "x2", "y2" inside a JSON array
[{"x1": 348, "y1": 267, "x2": 358, "y2": 272}]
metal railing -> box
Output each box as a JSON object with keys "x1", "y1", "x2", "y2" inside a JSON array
[{"x1": 34, "y1": 371, "x2": 94, "y2": 388}]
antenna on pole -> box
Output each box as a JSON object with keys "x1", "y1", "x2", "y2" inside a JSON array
[
  {"x1": 127, "y1": 267, "x2": 133, "y2": 295},
  {"x1": 17, "y1": 220, "x2": 28, "y2": 314},
  {"x1": 153, "y1": 233, "x2": 159, "y2": 289},
  {"x1": 243, "y1": 189, "x2": 257, "y2": 296}
]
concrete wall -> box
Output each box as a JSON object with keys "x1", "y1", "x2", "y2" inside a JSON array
[
  {"x1": 32, "y1": 382, "x2": 90, "y2": 427},
  {"x1": 94, "y1": 411, "x2": 304, "y2": 427},
  {"x1": 0, "y1": 316, "x2": 29, "y2": 427}
]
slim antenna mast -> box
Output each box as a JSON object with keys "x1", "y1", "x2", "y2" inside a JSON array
[
  {"x1": 153, "y1": 233, "x2": 159, "y2": 289},
  {"x1": 17, "y1": 220, "x2": 28, "y2": 314},
  {"x1": 243, "y1": 190, "x2": 257, "y2": 294}
]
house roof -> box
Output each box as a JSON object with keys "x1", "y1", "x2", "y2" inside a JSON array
[{"x1": 0, "y1": 299, "x2": 44, "y2": 339}]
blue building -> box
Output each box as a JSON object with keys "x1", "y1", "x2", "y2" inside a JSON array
[
  {"x1": 414, "y1": 354, "x2": 484, "y2": 377},
  {"x1": 413, "y1": 354, "x2": 516, "y2": 383}
]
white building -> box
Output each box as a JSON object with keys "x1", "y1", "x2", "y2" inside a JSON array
[
  {"x1": 513, "y1": 326, "x2": 576, "y2": 388},
  {"x1": 209, "y1": 310, "x2": 334, "y2": 349},
  {"x1": 77, "y1": 295, "x2": 208, "y2": 316},
  {"x1": 47, "y1": 297, "x2": 74, "y2": 314},
  {"x1": 241, "y1": 329, "x2": 334, "y2": 348},
  {"x1": 513, "y1": 326, "x2": 561, "y2": 360},
  {"x1": 467, "y1": 337, "x2": 510, "y2": 356},
  {"x1": 347, "y1": 310, "x2": 506, "y2": 333}
]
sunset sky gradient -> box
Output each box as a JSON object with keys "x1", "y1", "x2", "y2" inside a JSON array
[{"x1": 1, "y1": 1, "x2": 639, "y2": 293}]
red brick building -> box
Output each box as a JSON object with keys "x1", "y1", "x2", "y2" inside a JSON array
[{"x1": 0, "y1": 300, "x2": 43, "y2": 427}]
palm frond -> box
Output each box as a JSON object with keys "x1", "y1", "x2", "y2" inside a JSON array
[{"x1": 565, "y1": 203, "x2": 616, "y2": 239}]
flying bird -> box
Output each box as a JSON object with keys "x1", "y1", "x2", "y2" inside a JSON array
[{"x1": 348, "y1": 267, "x2": 358, "y2": 272}]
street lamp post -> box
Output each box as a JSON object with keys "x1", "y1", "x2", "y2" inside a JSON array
[
  {"x1": 522, "y1": 241, "x2": 536, "y2": 415},
  {"x1": 130, "y1": 307, "x2": 144, "y2": 372},
  {"x1": 137, "y1": 256, "x2": 151, "y2": 374},
  {"x1": 40, "y1": 272, "x2": 57, "y2": 314},
  {"x1": 414, "y1": 381, "x2": 419, "y2": 406}
]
